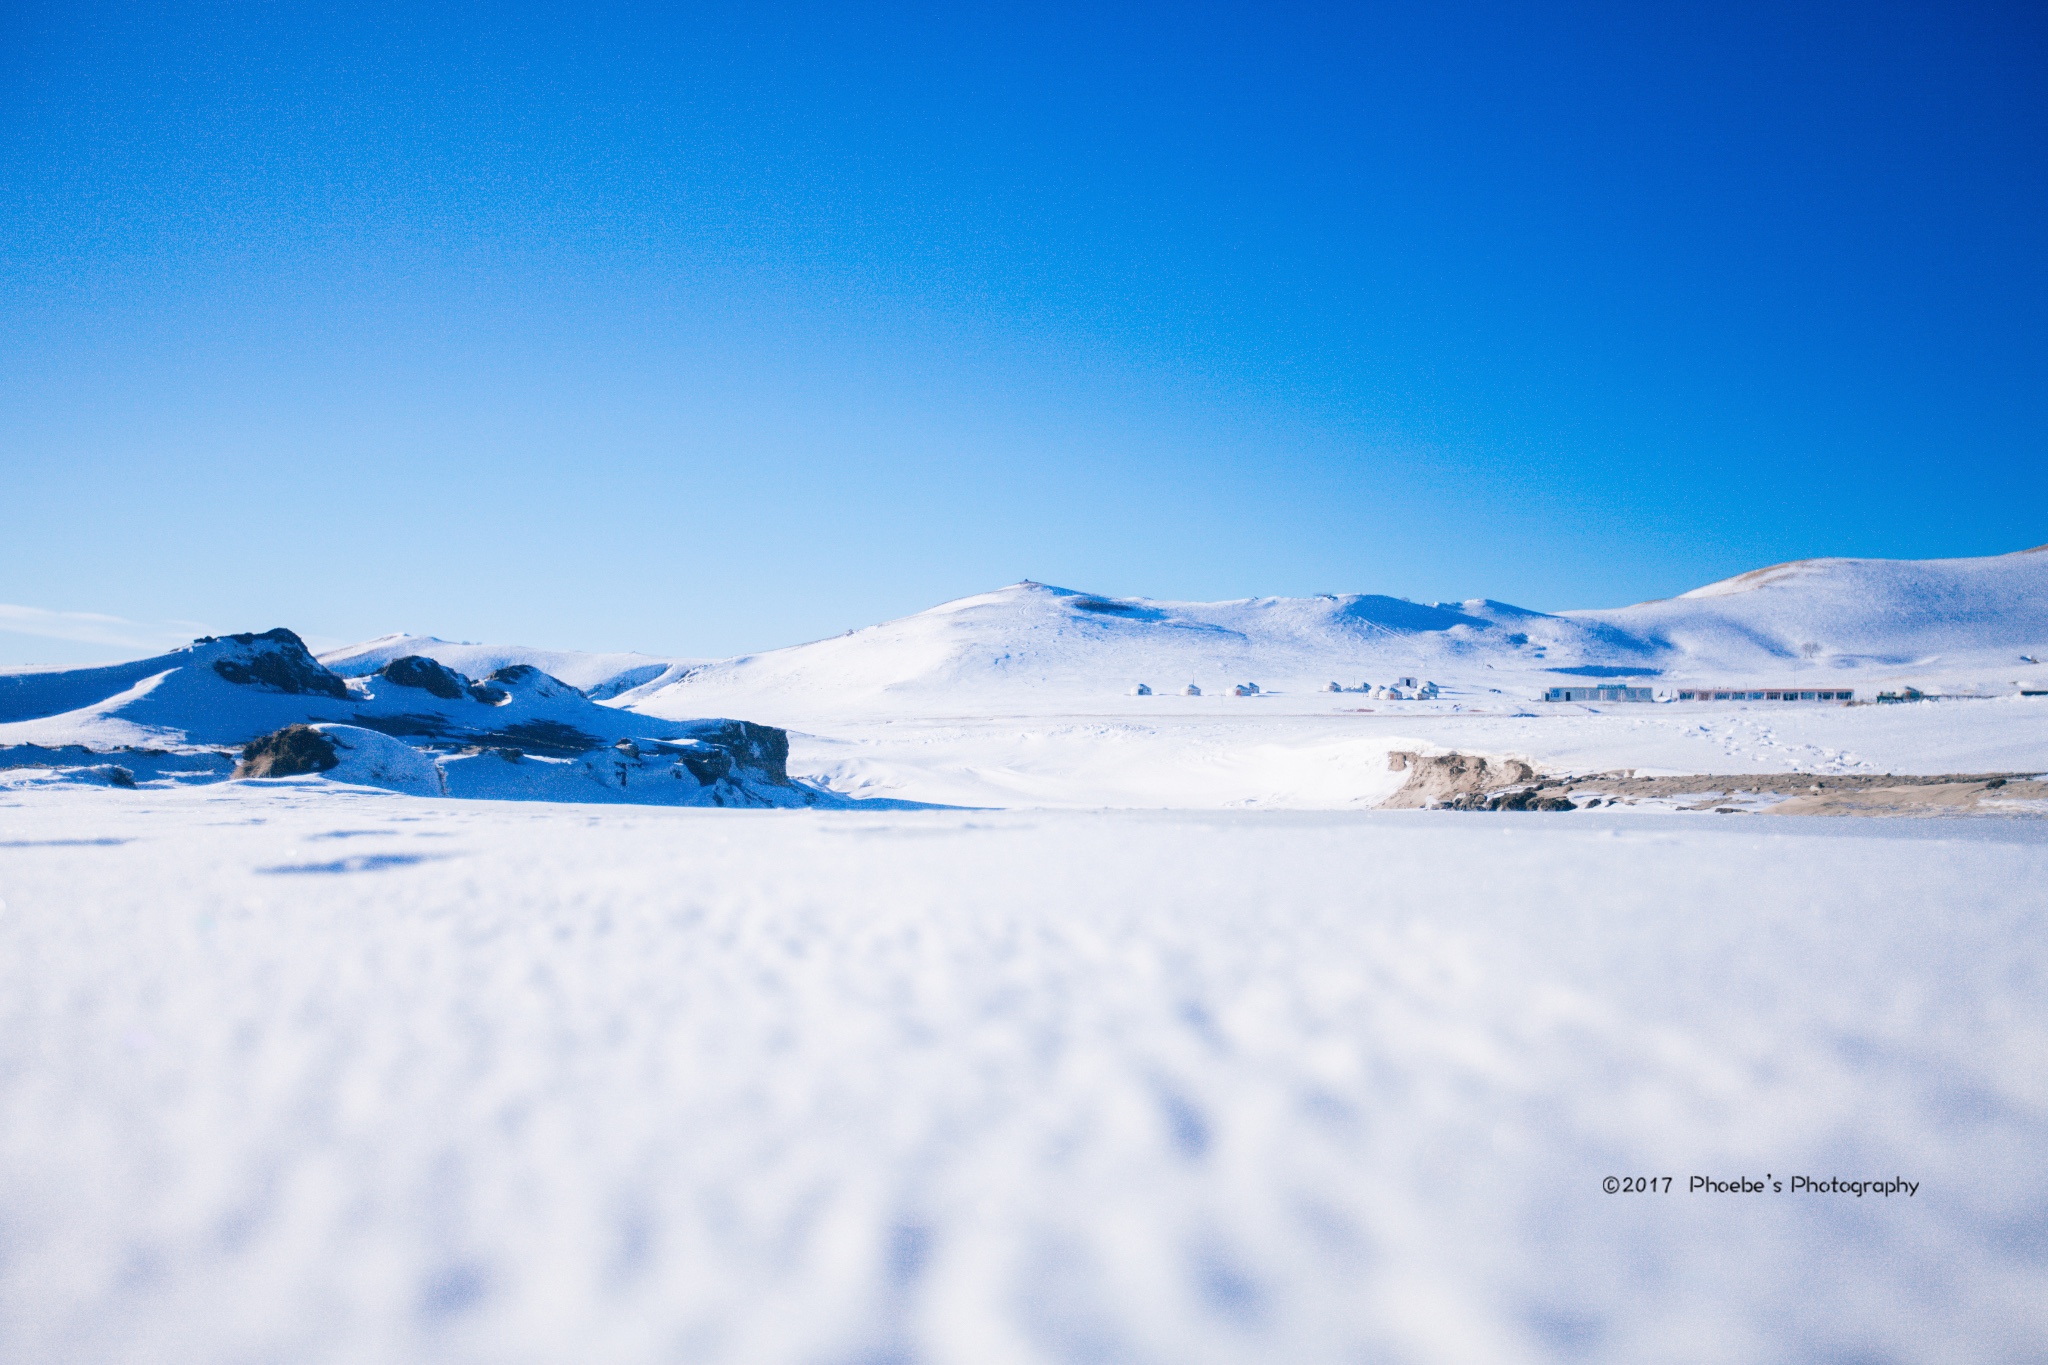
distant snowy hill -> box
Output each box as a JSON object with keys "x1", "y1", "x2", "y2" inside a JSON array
[
  {"x1": 7, "y1": 547, "x2": 2044, "y2": 807},
  {"x1": 0, "y1": 630, "x2": 824, "y2": 807},
  {"x1": 319, "y1": 634, "x2": 697, "y2": 699},
  {"x1": 622, "y1": 546, "x2": 2048, "y2": 720},
  {"x1": 1578, "y1": 546, "x2": 2048, "y2": 672}
]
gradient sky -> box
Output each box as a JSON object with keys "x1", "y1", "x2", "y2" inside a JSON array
[{"x1": 4, "y1": 1, "x2": 2044, "y2": 665}]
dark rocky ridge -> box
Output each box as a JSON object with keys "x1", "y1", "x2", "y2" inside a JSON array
[
  {"x1": 380, "y1": 654, "x2": 508, "y2": 705},
  {"x1": 206, "y1": 629, "x2": 351, "y2": 699}
]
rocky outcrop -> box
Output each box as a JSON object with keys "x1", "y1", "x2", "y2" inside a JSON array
[
  {"x1": 1381, "y1": 751, "x2": 1553, "y2": 809},
  {"x1": 676, "y1": 720, "x2": 791, "y2": 784},
  {"x1": 234, "y1": 725, "x2": 341, "y2": 778},
  {"x1": 380, "y1": 654, "x2": 469, "y2": 700},
  {"x1": 207, "y1": 630, "x2": 350, "y2": 699},
  {"x1": 379, "y1": 654, "x2": 510, "y2": 705}
]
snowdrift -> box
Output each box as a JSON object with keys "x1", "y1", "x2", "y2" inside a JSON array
[{"x1": 0, "y1": 630, "x2": 827, "y2": 807}]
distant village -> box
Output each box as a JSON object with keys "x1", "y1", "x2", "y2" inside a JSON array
[{"x1": 1120, "y1": 679, "x2": 2048, "y2": 703}]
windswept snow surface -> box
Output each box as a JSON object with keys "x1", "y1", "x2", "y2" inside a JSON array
[{"x1": 1, "y1": 788, "x2": 2042, "y2": 1364}]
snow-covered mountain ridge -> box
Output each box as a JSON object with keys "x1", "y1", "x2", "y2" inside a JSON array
[
  {"x1": 319, "y1": 634, "x2": 697, "y2": 699},
  {"x1": 622, "y1": 545, "x2": 2048, "y2": 721}
]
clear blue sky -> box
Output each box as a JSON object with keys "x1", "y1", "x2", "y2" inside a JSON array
[{"x1": 4, "y1": 1, "x2": 2043, "y2": 664}]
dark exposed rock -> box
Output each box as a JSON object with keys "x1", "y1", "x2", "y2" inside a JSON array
[
  {"x1": 380, "y1": 655, "x2": 469, "y2": 700},
  {"x1": 677, "y1": 746, "x2": 734, "y2": 785},
  {"x1": 675, "y1": 720, "x2": 790, "y2": 783},
  {"x1": 209, "y1": 630, "x2": 350, "y2": 699},
  {"x1": 468, "y1": 682, "x2": 508, "y2": 705},
  {"x1": 235, "y1": 725, "x2": 340, "y2": 778}
]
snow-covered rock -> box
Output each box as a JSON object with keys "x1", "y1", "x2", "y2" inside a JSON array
[
  {"x1": 311, "y1": 725, "x2": 445, "y2": 796},
  {"x1": 319, "y1": 634, "x2": 697, "y2": 700}
]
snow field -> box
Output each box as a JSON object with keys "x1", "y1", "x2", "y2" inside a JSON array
[
  {"x1": 2, "y1": 786, "x2": 2043, "y2": 1364},
  {"x1": 779, "y1": 700, "x2": 2048, "y2": 811}
]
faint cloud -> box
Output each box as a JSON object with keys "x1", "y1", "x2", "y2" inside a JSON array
[{"x1": 0, "y1": 604, "x2": 209, "y2": 652}]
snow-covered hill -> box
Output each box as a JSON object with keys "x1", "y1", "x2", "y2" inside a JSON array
[
  {"x1": 319, "y1": 634, "x2": 697, "y2": 699},
  {"x1": 1579, "y1": 546, "x2": 2048, "y2": 674},
  {"x1": 8, "y1": 547, "x2": 2046, "y2": 807},
  {"x1": 620, "y1": 546, "x2": 2048, "y2": 723},
  {"x1": 0, "y1": 631, "x2": 825, "y2": 807}
]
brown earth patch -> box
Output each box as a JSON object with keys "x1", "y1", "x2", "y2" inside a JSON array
[{"x1": 1382, "y1": 750, "x2": 2048, "y2": 816}]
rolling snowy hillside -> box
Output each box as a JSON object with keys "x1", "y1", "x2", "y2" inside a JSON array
[
  {"x1": 620, "y1": 546, "x2": 2048, "y2": 723},
  {"x1": 1577, "y1": 545, "x2": 2048, "y2": 676}
]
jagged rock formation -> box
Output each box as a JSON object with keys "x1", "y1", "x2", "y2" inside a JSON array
[{"x1": 204, "y1": 630, "x2": 351, "y2": 699}]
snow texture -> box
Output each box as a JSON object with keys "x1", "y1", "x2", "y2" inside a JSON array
[{"x1": 0, "y1": 788, "x2": 2042, "y2": 1364}]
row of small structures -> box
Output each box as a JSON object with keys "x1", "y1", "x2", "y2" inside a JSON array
[
  {"x1": 1122, "y1": 680, "x2": 1871, "y2": 702},
  {"x1": 1546, "y1": 684, "x2": 1858, "y2": 702},
  {"x1": 1127, "y1": 679, "x2": 1442, "y2": 699},
  {"x1": 1119, "y1": 681, "x2": 2048, "y2": 702}
]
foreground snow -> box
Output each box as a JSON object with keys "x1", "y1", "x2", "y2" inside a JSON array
[{"x1": 3, "y1": 785, "x2": 2042, "y2": 1363}]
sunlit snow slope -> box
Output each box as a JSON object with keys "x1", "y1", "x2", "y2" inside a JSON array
[{"x1": 622, "y1": 547, "x2": 2048, "y2": 722}]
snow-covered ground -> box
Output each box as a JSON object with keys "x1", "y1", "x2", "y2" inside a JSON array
[
  {"x1": 2, "y1": 786, "x2": 2042, "y2": 1364},
  {"x1": 778, "y1": 695, "x2": 2048, "y2": 810},
  {"x1": 4, "y1": 549, "x2": 2046, "y2": 1363}
]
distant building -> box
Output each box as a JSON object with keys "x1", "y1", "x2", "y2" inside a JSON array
[
  {"x1": 1674, "y1": 687, "x2": 1854, "y2": 702},
  {"x1": 1545, "y1": 684, "x2": 1653, "y2": 703}
]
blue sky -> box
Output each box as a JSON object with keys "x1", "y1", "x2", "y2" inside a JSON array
[{"x1": 3, "y1": 1, "x2": 2043, "y2": 664}]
